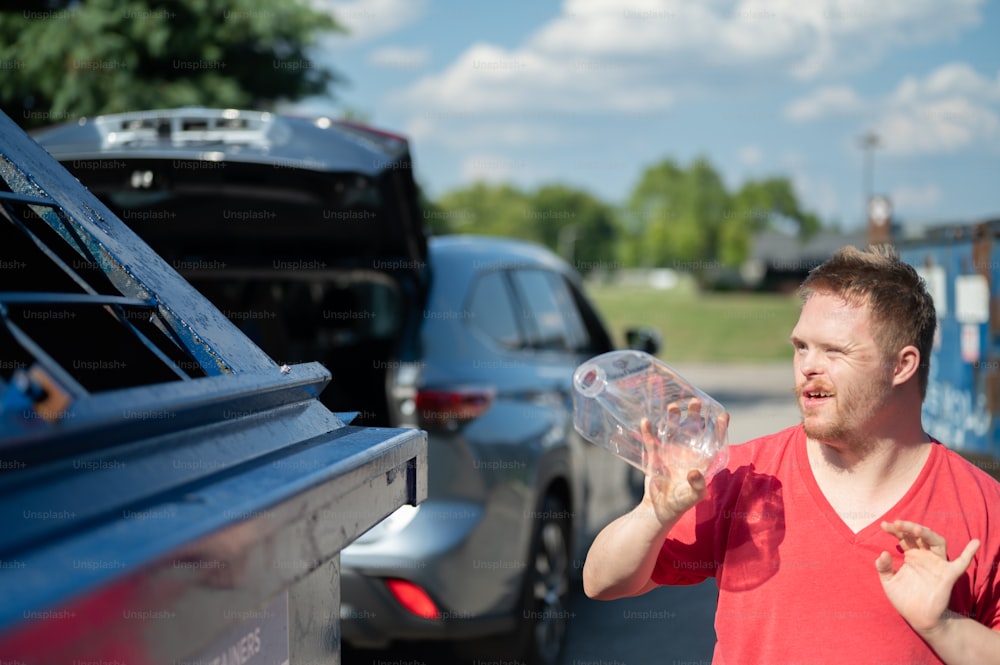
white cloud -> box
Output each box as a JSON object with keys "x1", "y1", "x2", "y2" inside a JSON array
[
  {"x1": 360, "y1": 0, "x2": 992, "y2": 218},
  {"x1": 878, "y1": 63, "x2": 1000, "y2": 154},
  {"x1": 406, "y1": 114, "x2": 572, "y2": 149},
  {"x1": 880, "y1": 99, "x2": 999, "y2": 153},
  {"x1": 784, "y1": 85, "x2": 865, "y2": 121},
  {"x1": 393, "y1": 0, "x2": 986, "y2": 149},
  {"x1": 314, "y1": 0, "x2": 428, "y2": 45},
  {"x1": 369, "y1": 46, "x2": 430, "y2": 69},
  {"x1": 773, "y1": 0, "x2": 984, "y2": 79},
  {"x1": 396, "y1": 42, "x2": 676, "y2": 115},
  {"x1": 782, "y1": 63, "x2": 1000, "y2": 155}
]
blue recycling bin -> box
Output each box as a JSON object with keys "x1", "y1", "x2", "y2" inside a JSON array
[
  {"x1": 0, "y1": 109, "x2": 426, "y2": 664},
  {"x1": 898, "y1": 220, "x2": 1000, "y2": 472}
]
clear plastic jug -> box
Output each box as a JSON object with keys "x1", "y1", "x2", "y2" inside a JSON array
[{"x1": 572, "y1": 350, "x2": 729, "y2": 480}]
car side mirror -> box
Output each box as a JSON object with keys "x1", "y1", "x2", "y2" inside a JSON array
[{"x1": 625, "y1": 326, "x2": 662, "y2": 355}]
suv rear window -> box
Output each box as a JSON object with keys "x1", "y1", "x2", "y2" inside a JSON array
[
  {"x1": 468, "y1": 271, "x2": 521, "y2": 348},
  {"x1": 510, "y1": 269, "x2": 590, "y2": 352}
]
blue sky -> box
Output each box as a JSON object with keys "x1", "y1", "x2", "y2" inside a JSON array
[{"x1": 295, "y1": 0, "x2": 1000, "y2": 231}]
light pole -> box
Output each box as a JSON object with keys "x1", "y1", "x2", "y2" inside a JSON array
[{"x1": 858, "y1": 130, "x2": 881, "y2": 222}]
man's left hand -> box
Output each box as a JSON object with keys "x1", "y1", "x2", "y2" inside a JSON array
[{"x1": 876, "y1": 519, "x2": 980, "y2": 635}]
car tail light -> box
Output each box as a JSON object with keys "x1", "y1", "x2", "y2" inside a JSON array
[
  {"x1": 385, "y1": 579, "x2": 439, "y2": 619},
  {"x1": 415, "y1": 386, "x2": 495, "y2": 429}
]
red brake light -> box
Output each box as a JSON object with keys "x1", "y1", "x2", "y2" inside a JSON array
[
  {"x1": 415, "y1": 386, "x2": 495, "y2": 428},
  {"x1": 385, "y1": 578, "x2": 439, "y2": 619}
]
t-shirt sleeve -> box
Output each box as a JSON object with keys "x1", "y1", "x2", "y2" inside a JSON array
[
  {"x1": 931, "y1": 448, "x2": 1000, "y2": 631},
  {"x1": 938, "y1": 450, "x2": 1000, "y2": 631}
]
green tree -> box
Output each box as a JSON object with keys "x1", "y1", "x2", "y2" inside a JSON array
[
  {"x1": 432, "y1": 162, "x2": 824, "y2": 277},
  {"x1": 435, "y1": 182, "x2": 535, "y2": 239},
  {"x1": 526, "y1": 184, "x2": 619, "y2": 272},
  {"x1": 623, "y1": 157, "x2": 730, "y2": 270},
  {"x1": 723, "y1": 177, "x2": 822, "y2": 264},
  {"x1": 0, "y1": 0, "x2": 342, "y2": 128},
  {"x1": 433, "y1": 181, "x2": 620, "y2": 273},
  {"x1": 620, "y1": 158, "x2": 684, "y2": 267},
  {"x1": 625, "y1": 158, "x2": 823, "y2": 271},
  {"x1": 417, "y1": 184, "x2": 453, "y2": 236}
]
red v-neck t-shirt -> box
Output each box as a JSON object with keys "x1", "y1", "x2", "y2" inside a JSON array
[{"x1": 652, "y1": 424, "x2": 1000, "y2": 664}]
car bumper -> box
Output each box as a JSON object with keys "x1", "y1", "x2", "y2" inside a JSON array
[
  {"x1": 339, "y1": 499, "x2": 525, "y2": 648},
  {"x1": 339, "y1": 569, "x2": 516, "y2": 648}
]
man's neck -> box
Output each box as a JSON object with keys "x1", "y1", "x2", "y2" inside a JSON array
[
  {"x1": 811, "y1": 428, "x2": 930, "y2": 478},
  {"x1": 806, "y1": 428, "x2": 932, "y2": 533}
]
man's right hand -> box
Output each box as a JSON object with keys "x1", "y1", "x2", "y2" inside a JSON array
[
  {"x1": 643, "y1": 461, "x2": 707, "y2": 525},
  {"x1": 582, "y1": 405, "x2": 726, "y2": 600},
  {"x1": 639, "y1": 401, "x2": 725, "y2": 524}
]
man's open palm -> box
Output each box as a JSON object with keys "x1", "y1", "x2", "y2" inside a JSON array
[
  {"x1": 638, "y1": 406, "x2": 727, "y2": 524},
  {"x1": 876, "y1": 520, "x2": 980, "y2": 634}
]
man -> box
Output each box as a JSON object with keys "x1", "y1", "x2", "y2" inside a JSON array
[{"x1": 583, "y1": 246, "x2": 1000, "y2": 664}]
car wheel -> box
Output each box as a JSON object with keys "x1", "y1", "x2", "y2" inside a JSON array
[
  {"x1": 452, "y1": 493, "x2": 571, "y2": 665},
  {"x1": 515, "y1": 493, "x2": 572, "y2": 665}
]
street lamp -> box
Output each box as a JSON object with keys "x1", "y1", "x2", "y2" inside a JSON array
[
  {"x1": 858, "y1": 131, "x2": 893, "y2": 245},
  {"x1": 858, "y1": 130, "x2": 881, "y2": 221}
]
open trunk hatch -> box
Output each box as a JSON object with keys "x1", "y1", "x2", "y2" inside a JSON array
[
  {"x1": 32, "y1": 107, "x2": 429, "y2": 281},
  {"x1": 32, "y1": 109, "x2": 431, "y2": 422}
]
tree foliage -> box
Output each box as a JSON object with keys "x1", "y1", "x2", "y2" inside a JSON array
[
  {"x1": 0, "y1": 0, "x2": 342, "y2": 128},
  {"x1": 623, "y1": 157, "x2": 731, "y2": 268},
  {"x1": 529, "y1": 184, "x2": 619, "y2": 271},
  {"x1": 435, "y1": 182, "x2": 534, "y2": 239},
  {"x1": 434, "y1": 158, "x2": 824, "y2": 276},
  {"x1": 433, "y1": 182, "x2": 619, "y2": 273},
  {"x1": 623, "y1": 157, "x2": 822, "y2": 271}
]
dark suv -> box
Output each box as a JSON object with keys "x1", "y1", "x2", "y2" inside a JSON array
[{"x1": 33, "y1": 108, "x2": 652, "y2": 664}]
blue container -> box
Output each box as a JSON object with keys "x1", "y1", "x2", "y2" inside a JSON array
[{"x1": 898, "y1": 221, "x2": 1000, "y2": 468}]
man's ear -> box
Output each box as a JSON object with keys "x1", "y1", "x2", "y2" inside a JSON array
[{"x1": 892, "y1": 345, "x2": 921, "y2": 387}]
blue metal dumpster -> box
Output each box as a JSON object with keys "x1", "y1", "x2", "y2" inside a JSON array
[
  {"x1": 0, "y1": 107, "x2": 426, "y2": 664},
  {"x1": 898, "y1": 220, "x2": 1000, "y2": 474}
]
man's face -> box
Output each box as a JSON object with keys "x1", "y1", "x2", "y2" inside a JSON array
[{"x1": 790, "y1": 291, "x2": 895, "y2": 448}]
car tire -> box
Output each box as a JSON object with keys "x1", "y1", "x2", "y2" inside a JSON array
[
  {"x1": 518, "y1": 493, "x2": 572, "y2": 665},
  {"x1": 455, "y1": 492, "x2": 572, "y2": 665}
]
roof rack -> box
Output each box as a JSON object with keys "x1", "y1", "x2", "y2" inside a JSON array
[{"x1": 94, "y1": 107, "x2": 275, "y2": 149}]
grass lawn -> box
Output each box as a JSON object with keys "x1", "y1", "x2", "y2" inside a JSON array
[{"x1": 585, "y1": 281, "x2": 802, "y2": 363}]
